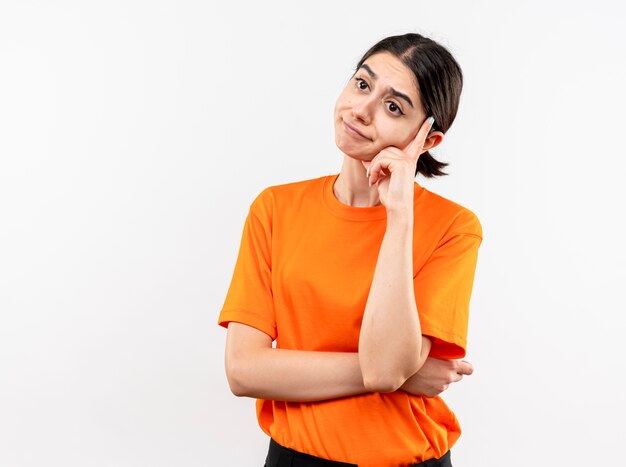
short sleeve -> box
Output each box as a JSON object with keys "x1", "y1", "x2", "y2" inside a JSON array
[
  {"x1": 217, "y1": 192, "x2": 277, "y2": 340},
  {"x1": 414, "y1": 216, "x2": 482, "y2": 359}
]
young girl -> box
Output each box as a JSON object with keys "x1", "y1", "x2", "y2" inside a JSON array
[{"x1": 218, "y1": 32, "x2": 482, "y2": 467}]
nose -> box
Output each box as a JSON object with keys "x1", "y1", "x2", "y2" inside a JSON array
[{"x1": 351, "y1": 96, "x2": 374, "y2": 125}]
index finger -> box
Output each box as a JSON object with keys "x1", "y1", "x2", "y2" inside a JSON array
[{"x1": 403, "y1": 115, "x2": 435, "y2": 159}]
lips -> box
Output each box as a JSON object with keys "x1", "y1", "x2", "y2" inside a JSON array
[{"x1": 343, "y1": 121, "x2": 370, "y2": 140}]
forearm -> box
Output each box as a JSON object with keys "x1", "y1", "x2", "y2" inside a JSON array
[
  {"x1": 233, "y1": 348, "x2": 370, "y2": 402},
  {"x1": 359, "y1": 213, "x2": 423, "y2": 390}
]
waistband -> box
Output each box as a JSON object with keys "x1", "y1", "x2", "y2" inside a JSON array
[{"x1": 265, "y1": 438, "x2": 452, "y2": 467}]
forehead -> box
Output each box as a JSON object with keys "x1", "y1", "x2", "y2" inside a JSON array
[{"x1": 360, "y1": 52, "x2": 419, "y2": 100}]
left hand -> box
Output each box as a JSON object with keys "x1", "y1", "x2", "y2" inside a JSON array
[
  {"x1": 363, "y1": 116, "x2": 434, "y2": 214},
  {"x1": 398, "y1": 357, "x2": 474, "y2": 398}
]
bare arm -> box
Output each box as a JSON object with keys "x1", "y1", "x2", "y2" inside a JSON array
[
  {"x1": 359, "y1": 214, "x2": 427, "y2": 392},
  {"x1": 226, "y1": 323, "x2": 472, "y2": 401},
  {"x1": 358, "y1": 115, "x2": 441, "y2": 392},
  {"x1": 225, "y1": 322, "x2": 370, "y2": 402}
]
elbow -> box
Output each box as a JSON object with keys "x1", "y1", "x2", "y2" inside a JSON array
[
  {"x1": 362, "y1": 357, "x2": 427, "y2": 393},
  {"x1": 360, "y1": 336, "x2": 431, "y2": 393},
  {"x1": 362, "y1": 373, "x2": 405, "y2": 393},
  {"x1": 225, "y1": 363, "x2": 248, "y2": 397},
  {"x1": 228, "y1": 380, "x2": 247, "y2": 398}
]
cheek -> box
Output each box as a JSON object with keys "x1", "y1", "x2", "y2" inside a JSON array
[
  {"x1": 335, "y1": 96, "x2": 349, "y2": 113},
  {"x1": 333, "y1": 99, "x2": 344, "y2": 117},
  {"x1": 376, "y1": 121, "x2": 407, "y2": 145},
  {"x1": 335, "y1": 87, "x2": 356, "y2": 110}
]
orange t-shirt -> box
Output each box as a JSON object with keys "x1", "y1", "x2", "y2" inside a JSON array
[{"x1": 218, "y1": 173, "x2": 483, "y2": 467}]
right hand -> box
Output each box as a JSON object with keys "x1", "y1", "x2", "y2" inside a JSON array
[{"x1": 399, "y1": 358, "x2": 474, "y2": 398}]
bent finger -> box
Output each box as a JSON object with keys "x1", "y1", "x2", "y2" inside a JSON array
[
  {"x1": 368, "y1": 158, "x2": 392, "y2": 185},
  {"x1": 457, "y1": 360, "x2": 474, "y2": 376}
]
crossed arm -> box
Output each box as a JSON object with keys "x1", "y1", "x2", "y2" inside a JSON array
[
  {"x1": 224, "y1": 211, "x2": 474, "y2": 402},
  {"x1": 225, "y1": 322, "x2": 473, "y2": 402}
]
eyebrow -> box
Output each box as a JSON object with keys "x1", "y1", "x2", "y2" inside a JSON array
[{"x1": 359, "y1": 64, "x2": 414, "y2": 109}]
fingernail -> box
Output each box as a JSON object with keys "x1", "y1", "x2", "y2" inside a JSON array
[{"x1": 428, "y1": 116, "x2": 435, "y2": 126}]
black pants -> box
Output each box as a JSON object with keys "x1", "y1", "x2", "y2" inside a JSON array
[{"x1": 264, "y1": 438, "x2": 453, "y2": 467}]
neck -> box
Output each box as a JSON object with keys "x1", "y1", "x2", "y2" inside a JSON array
[{"x1": 333, "y1": 155, "x2": 382, "y2": 207}]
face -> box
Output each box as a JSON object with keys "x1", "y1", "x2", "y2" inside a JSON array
[{"x1": 334, "y1": 52, "x2": 427, "y2": 160}]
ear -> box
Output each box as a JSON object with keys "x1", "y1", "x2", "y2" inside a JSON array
[{"x1": 422, "y1": 130, "x2": 445, "y2": 153}]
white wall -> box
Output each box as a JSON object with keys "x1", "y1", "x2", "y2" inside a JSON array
[{"x1": 1, "y1": 1, "x2": 624, "y2": 465}]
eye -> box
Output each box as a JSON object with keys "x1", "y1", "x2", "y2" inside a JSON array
[
  {"x1": 387, "y1": 102, "x2": 404, "y2": 116},
  {"x1": 354, "y1": 77, "x2": 369, "y2": 90}
]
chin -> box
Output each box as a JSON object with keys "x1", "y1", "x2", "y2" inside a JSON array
[
  {"x1": 336, "y1": 144, "x2": 374, "y2": 161},
  {"x1": 334, "y1": 140, "x2": 358, "y2": 158},
  {"x1": 335, "y1": 135, "x2": 372, "y2": 159},
  {"x1": 337, "y1": 148, "x2": 372, "y2": 162}
]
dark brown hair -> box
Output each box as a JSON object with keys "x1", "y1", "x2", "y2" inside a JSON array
[{"x1": 354, "y1": 33, "x2": 463, "y2": 178}]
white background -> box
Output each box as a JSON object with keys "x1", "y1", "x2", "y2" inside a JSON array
[{"x1": 1, "y1": 1, "x2": 625, "y2": 466}]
